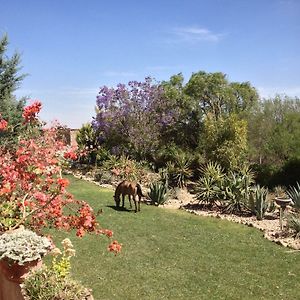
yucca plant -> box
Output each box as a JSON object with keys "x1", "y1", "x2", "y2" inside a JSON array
[
  {"x1": 195, "y1": 161, "x2": 224, "y2": 206},
  {"x1": 148, "y1": 181, "x2": 168, "y2": 205},
  {"x1": 249, "y1": 185, "x2": 269, "y2": 220},
  {"x1": 195, "y1": 176, "x2": 221, "y2": 206},
  {"x1": 286, "y1": 182, "x2": 300, "y2": 210},
  {"x1": 166, "y1": 154, "x2": 193, "y2": 188}
]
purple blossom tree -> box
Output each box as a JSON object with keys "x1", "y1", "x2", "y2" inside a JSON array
[{"x1": 92, "y1": 77, "x2": 178, "y2": 159}]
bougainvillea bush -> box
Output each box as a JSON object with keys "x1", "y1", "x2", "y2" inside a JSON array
[
  {"x1": 0, "y1": 100, "x2": 121, "y2": 253},
  {"x1": 92, "y1": 77, "x2": 179, "y2": 160}
]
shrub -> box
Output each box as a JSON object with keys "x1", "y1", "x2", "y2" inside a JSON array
[{"x1": 22, "y1": 238, "x2": 93, "y2": 300}]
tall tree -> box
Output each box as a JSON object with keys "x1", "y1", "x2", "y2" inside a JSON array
[
  {"x1": 0, "y1": 34, "x2": 26, "y2": 128},
  {"x1": 184, "y1": 71, "x2": 258, "y2": 120}
]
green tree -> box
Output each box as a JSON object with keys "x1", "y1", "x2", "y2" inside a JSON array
[
  {"x1": 160, "y1": 73, "x2": 203, "y2": 150},
  {"x1": 184, "y1": 71, "x2": 258, "y2": 120},
  {"x1": 0, "y1": 34, "x2": 26, "y2": 128},
  {"x1": 247, "y1": 95, "x2": 300, "y2": 165},
  {"x1": 202, "y1": 114, "x2": 248, "y2": 170}
]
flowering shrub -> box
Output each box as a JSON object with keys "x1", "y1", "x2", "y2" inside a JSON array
[
  {"x1": 0, "y1": 100, "x2": 120, "y2": 248},
  {"x1": 0, "y1": 114, "x2": 8, "y2": 131}
]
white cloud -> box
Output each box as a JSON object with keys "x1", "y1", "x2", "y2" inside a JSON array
[{"x1": 170, "y1": 26, "x2": 224, "y2": 43}]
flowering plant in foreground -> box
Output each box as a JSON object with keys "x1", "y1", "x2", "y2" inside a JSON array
[{"x1": 0, "y1": 100, "x2": 121, "y2": 254}]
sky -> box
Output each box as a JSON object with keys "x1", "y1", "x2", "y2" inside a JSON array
[{"x1": 1, "y1": 0, "x2": 299, "y2": 128}]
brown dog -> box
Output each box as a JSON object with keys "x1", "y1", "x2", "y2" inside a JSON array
[{"x1": 114, "y1": 180, "x2": 143, "y2": 212}]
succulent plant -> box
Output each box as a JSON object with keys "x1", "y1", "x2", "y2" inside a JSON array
[{"x1": 0, "y1": 228, "x2": 52, "y2": 265}]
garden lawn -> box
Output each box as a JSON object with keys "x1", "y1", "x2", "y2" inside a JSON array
[{"x1": 48, "y1": 175, "x2": 300, "y2": 300}]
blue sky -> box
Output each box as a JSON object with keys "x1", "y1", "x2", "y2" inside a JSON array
[{"x1": 1, "y1": 0, "x2": 299, "y2": 128}]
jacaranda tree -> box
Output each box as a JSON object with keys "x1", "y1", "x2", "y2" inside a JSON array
[{"x1": 92, "y1": 77, "x2": 179, "y2": 160}]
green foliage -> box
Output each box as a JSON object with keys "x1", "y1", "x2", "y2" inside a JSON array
[
  {"x1": 22, "y1": 238, "x2": 91, "y2": 300},
  {"x1": 0, "y1": 34, "x2": 26, "y2": 135},
  {"x1": 221, "y1": 166, "x2": 255, "y2": 214},
  {"x1": 247, "y1": 95, "x2": 300, "y2": 167},
  {"x1": 202, "y1": 114, "x2": 248, "y2": 170},
  {"x1": 286, "y1": 182, "x2": 300, "y2": 210},
  {"x1": 249, "y1": 185, "x2": 269, "y2": 220},
  {"x1": 148, "y1": 181, "x2": 169, "y2": 205},
  {"x1": 166, "y1": 153, "x2": 193, "y2": 188},
  {"x1": 287, "y1": 212, "x2": 300, "y2": 237},
  {"x1": 76, "y1": 123, "x2": 100, "y2": 164},
  {"x1": 195, "y1": 161, "x2": 224, "y2": 205},
  {"x1": 22, "y1": 266, "x2": 91, "y2": 300},
  {"x1": 184, "y1": 71, "x2": 258, "y2": 120},
  {"x1": 0, "y1": 201, "x2": 22, "y2": 231},
  {"x1": 102, "y1": 154, "x2": 148, "y2": 182}
]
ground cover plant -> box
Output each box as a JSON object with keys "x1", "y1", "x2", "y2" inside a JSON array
[{"x1": 47, "y1": 175, "x2": 300, "y2": 300}]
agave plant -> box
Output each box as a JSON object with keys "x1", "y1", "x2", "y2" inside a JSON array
[
  {"x1": 286, "y1": 182, "x2": 300, "y2": 210},
  {"x1": 249, "y1": 185, "x2": 269, "y2": 220},
  {"x1": 222, "y1": 171, "x2": 251, "y2": 214},
  {"x1": 148, "y1": 181, "x2": 168, "y2": 205}
]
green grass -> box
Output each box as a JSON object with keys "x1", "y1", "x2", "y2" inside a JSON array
[{"x1": 47, "y1": 176, "x2": 300, "y2": 300}]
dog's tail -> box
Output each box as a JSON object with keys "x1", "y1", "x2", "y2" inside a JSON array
[{"x1": 136, "y1": 183, "x2": 144, "y2": 197}]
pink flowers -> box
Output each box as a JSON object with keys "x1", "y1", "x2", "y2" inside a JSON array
[{"x1": 22, "y1": 101, "x2": 42, "y2": 123}]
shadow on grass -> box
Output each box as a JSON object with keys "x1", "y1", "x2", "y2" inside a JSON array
[{"x1": 106, "y1": 205, "x2": 134, "y2": 212}]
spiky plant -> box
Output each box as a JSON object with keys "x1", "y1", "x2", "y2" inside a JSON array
[
  {"x1": 286, "y1": 182, "x2": 300, "y2": 210},
  {"x1": 148, "y1": 181, "x2": 168, "y2": 205},
  {"x1": 249, "y1": 185, "x2": 269, "y2": 220},
  {"x1": 287, "y1": 212, "x2": 300, "y2": 237}
]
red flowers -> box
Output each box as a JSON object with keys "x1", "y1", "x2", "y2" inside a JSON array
[
  {"x1": 63, "y1": 150, "x2": 78, "y2": 161},
  {"x1": 22, "y1": 101, "x2": 42, "y2": 123},
  {"x1": 57, "y1": 178, "x2": 69, "y2": 188},
  {"x1": 0, "y1": 114, "x2": 8, "y2": 131},
  {"x1": 108, "y1": 240, "x2": 122, "y2": 255}
]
